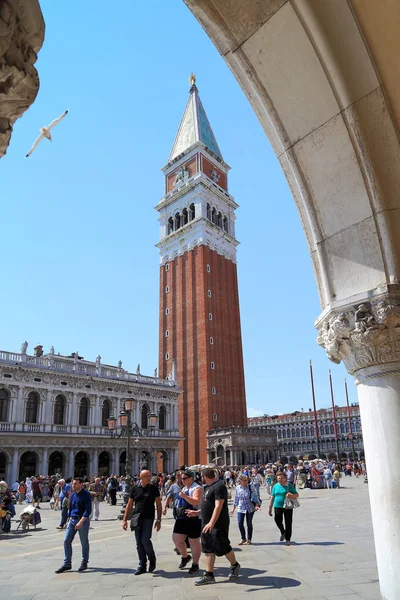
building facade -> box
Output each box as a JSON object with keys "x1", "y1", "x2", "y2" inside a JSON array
[
  {"x1": 157, "y1": 78, "x2": 247, "y2": 465},
  {"x1": 207, "y1": 426, "x2": 277, "y2": 466},
  {"x1": 0, "y1": 344, "x2": 180, "y2": 483},
  {"x1": 249, "y1": 405, "x2": 364, "y2": 460}
]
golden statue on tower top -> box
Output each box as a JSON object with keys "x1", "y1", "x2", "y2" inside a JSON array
[{"x1": 189, "y1": 72, "x2": 196, "y2": 86}]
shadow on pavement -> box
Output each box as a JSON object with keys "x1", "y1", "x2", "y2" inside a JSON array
[
  {"x1": 155, "y1": 568, "x2": 301, "y2": 590},
  {"x1": 251, "y1": 541, "x2": 343, "y2": 546},
  {"x1": 88, "y1": 567, "x2": 135, "y2": 574}
]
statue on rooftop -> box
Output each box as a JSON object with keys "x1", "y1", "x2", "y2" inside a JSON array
[{"x1": 21, "y1": 341, "x2": 28, "y2": 354}]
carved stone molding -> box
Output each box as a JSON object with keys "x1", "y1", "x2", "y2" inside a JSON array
[
  {"x1": 316, "y1": 286, "x2": 400, "y2": 374},
  {"x1": 0, "y1": 0, "x2": 45, "y2": 157}
]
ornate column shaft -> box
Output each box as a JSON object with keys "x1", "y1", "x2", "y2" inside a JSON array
[
  {"x1": 317, "y1": 285, "x2": 400, "y2": 599},
  {"x1": 91, "y1": 448, "x2": 98, "y2": 477},
  {"x1": 68, "y1": 449, "x2": 75, "y2": 478},
  {"x1": 71, "y1": 393, "x2": 78, "y2": 426},
  {"x1": 94, "y1": 395, "x2": 101, "y2": 427},
  {"x1": 11, "y1": 448, "x2": 19, "y2": 483},
  {"x1": 41, "y1": 448, "x2": 48, "y2": 475}
]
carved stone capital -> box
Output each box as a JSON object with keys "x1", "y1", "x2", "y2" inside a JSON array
[
  {"x1": 0, "y1": 1, "x2": 44, "y2": 157},
  {"x1": 316, "y1": 285, "x2": 400, "y2": 374}
]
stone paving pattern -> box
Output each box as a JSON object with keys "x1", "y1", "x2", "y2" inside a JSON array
[{"x1": 1, "y1": 477, "x2": 380, "y2": 600}]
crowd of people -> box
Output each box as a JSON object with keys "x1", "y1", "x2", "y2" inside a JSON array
[{"x1": 0, "y1": 457, "x2": 366, "y2": 583}]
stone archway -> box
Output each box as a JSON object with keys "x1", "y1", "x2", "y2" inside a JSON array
[
  {"x1": 19, "y1": 451, "x2": 38, "y2": 480},
  {"x1": 74, "y1": 451, "x2": 89, "y2": 478},
  {"x1": 184, "y1": 4, "x2": 400, "y2": 594},
  {"x1": 157, "y1": 450, "x2": 168, "y2": 473},
  {"x1": 98, "y1": 451, "x2": 111, "y2": 477},
  {"x1": 0, "y1": 450, "x2": 7, "y2": 480},
  {"x1": 48, "y1": 451, "x2": 64, "y2": 476}
]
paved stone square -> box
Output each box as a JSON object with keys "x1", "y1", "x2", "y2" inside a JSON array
[{"x1": 1, "y1": 477, "x2": 380, "y2": 600}]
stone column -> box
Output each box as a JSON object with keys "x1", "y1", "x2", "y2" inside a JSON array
[
  {"x1": 16, "y1": 386, "x2": 24, "y2": 423},
  {"x1": 11, "y1": 448, "x2": 19, "y2": 483},
  {"x1": 317, "y1": 290, "x2": 400, "y2": 600},
  {"x1": 45, "y1": 390, "x2": 53, "y2": 425},
  {"x1": 91, "y1": 448, "x2": 98, "y2": 477},
  {"x1": 114, "y1": 449, "x2": 120, "y2": 477},
  {"x1": 68, "y1": 449, "x2": 75, "y2": 478},
  {"x1": 94, "y1": 395, "x2": 101, "y2": 427},
  {"x1": 41, "y1": 448, "x2": 48, "y2": 475},
  {"x1": 71, "y1": 393, "x2": 78, "y2": 426}
]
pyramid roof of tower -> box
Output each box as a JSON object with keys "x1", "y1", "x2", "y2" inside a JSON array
[{"x1": 168, "y1": 83, "x2": 223, "y2": 163}]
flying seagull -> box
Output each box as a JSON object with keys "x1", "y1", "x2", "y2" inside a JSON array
[{"x1": 25, "y1": 109, "x2": 69, "y2": 158}]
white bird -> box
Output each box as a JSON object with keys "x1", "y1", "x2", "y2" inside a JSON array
[{"x1": 25, "y1": 109, "x2": 69, "y2": 158}]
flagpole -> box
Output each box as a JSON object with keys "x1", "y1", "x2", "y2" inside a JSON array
[
  {"x1": 309, "y1": 360, "x2": 320, "y2": 458},
  {"x1": 344, "y1": 378, "x2": 356, "y2": 460},
  {"x1": 329, "y1": 370, "x2": 340, "y2": 459}
]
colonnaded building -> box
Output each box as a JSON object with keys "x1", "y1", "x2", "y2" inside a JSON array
[
  {"x1": 0, "y1": 344, "x2": 180, "y2": 483},
  {"x1": 249, "y1": 405, "x2": 364, "y2": 461}
]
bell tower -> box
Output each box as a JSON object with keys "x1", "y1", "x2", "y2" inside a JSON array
[{"x1": 156, "y1": 76, "x2": 247, "y2": 465}]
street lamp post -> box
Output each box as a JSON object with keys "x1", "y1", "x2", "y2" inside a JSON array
[{"x1": 107, "y1": 398, "x2": 142, "y2": 519}]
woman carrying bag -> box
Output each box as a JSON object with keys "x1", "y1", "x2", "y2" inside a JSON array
[
  {"x1": 229, "y1": 474, "x2": 261, "y2": 545},
  {"x1": 269, "y1": 471, "x2": 299, "y2": 546}
]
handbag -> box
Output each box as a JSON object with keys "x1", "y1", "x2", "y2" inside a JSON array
[
  {"x1": 283, "y1": 484, "x2": 300, "y2": 510},
  {"x1": 130, "y1": 512, "x2": 142, "y2": 531}
]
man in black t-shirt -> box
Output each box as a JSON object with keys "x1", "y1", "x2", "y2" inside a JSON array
[
  {"x1": 122, "y1": 470, "x2": 162, "y2": 575},
  {"x1": 187, "y1": 467, "x2": 240, "y2": 586}
]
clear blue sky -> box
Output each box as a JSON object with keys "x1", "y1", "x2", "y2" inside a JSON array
[{"x1": 1, "y1": 0, "x2": 357, "y2": 416}]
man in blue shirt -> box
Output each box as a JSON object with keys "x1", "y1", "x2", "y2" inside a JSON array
[{"x1": 55, "y1": 478, "x2": 92, "y2": 573}]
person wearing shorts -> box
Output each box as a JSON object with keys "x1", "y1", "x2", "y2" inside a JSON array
[
  {"x1": 172, "y1": 470, "x2": 203, "y2": 574},
  {"x1": 187, "y1": 467, "x2": 240, "y2": 586}
]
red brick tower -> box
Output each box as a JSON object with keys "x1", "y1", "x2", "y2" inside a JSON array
[{"x1": 157, "y1": 76, "x2": 247, "y2": 466}]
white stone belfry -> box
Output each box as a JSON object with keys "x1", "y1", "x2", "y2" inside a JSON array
[{"x1": 156, "y1": 80, "x2": 239, "y2": 265}]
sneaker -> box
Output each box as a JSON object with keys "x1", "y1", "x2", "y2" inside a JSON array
[
  {"x1": 228, "y1": 562, "x2": 241, "y2": 580},
  {"x1": 286, "y1": 541, "x2": 291, "y2": 546},
  {"x1": 188, "y1": 563, "x2": 199, "y2": 574},
  {"x1": 179, "y1": 555, "x2": 192, "y2": 569},
  {"x1": 78, "y1": 562, "x2": 88, "y2": 572},
  {"x1": 56, "y1": 526, "x2": 64, "y2": 530},
  {"x1": 195, "y1": 573, "x2": 215, "y2": 586},
  {"x1": 94, "y1": 518, "x2": 98, "y2": 521},
  {"x1": 280, "y1": 533, "x2": 285, "y2": 542}
]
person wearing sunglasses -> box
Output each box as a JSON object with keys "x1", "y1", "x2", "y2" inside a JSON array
[{"x1": 172, "y1": 470, "x2": 203, "y2": 574}]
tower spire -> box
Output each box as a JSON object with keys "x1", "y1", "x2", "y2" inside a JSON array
[{"x1": 168, "y1": 76, "x2": 223, "y2": 163}]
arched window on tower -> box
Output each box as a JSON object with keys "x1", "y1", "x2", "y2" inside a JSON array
[
  {"x1": 217, "y1": 212, "x2": 222, "y2": 228},
  {"x1": 223, "y1": 216, "x2": 228, "y2": 233},
  {"x1": 142, "y1": 403, "x2": 149, "y2": 429},
  {"x1": 0, "y1": 388, "x2": 10, "y2": 422},
  {"x1": 174, "y1": 212, "x2": 181, "y2": 231},
  {"x1": 207, "y1": 203, "x2": 211, "y2": 221},
  {"x1": 159, "y1": 406, "x2": 166, "y2": 430},
  {"x1": 211, "y1": 207, "x2": 216, "y2": 224},
  {"x1": 182, "y1": 207, "x2": 188, "y2": 225},
  {"x1": 168, "y1": 217, "x2": 174, "y2": 235},
  {"x1": 189, "y1": 203, "x2": 195, "y2": 221},
  {"x1": 26, "y1": 391, "x2": 39, "y2": 423}
]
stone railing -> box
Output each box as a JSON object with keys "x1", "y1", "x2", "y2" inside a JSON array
[
  {"x1": 0, "y1": 421, "x2": 180, "y2": 438},
  {"x1": 0, "y1": 350, "x2": 176, "y2": 388}
]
